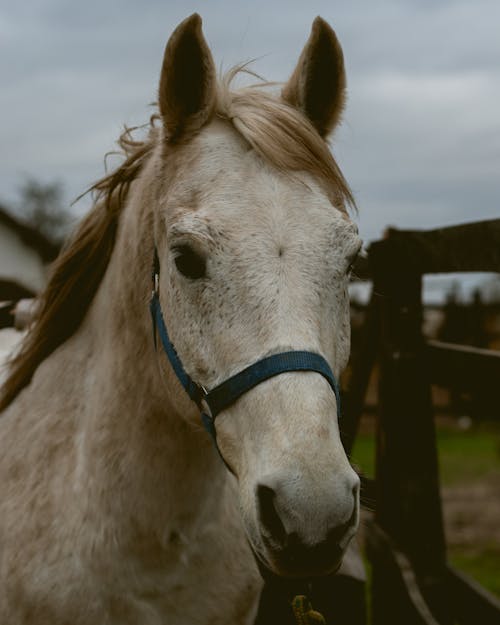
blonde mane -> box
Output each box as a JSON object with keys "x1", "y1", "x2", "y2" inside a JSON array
[{"x1": 0, "y1": 70, "x2": 354, "y2": 411}]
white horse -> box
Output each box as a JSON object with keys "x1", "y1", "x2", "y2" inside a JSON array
[{"x1": 0, "y1": 14, "x2": 362, "y2": 624}]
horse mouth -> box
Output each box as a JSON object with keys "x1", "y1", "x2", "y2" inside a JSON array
[{"x1": 256, "y1": 534, "x2": 346, "y2": 579}]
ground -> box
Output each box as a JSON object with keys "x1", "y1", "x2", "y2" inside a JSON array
[{"x1": 444, "y1": 474, "x2": 500, "y2": 596}]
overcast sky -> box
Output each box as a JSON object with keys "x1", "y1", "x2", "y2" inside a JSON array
[{"x1": 1, "y1": 0, "x2": 499, "y2": 244}]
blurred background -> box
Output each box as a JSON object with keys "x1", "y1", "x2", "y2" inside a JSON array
[{"x1": 0, "y1": 0, "x2": 499, "y2": 613}]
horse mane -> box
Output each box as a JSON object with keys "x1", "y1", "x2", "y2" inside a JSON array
[
  {"x1": 0, "y1": 118, "x2": 158, "y2": 411},
  {"x1": 0, "y1": 68, "x2": 354, "y2": 411}
]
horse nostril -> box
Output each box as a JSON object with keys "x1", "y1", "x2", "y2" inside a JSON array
[{"x1": 256, "y1": 483, "x2": 287, "y2": 547}]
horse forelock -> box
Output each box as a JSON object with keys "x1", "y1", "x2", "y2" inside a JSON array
[
  {"x1": 216, "y1": 66, "x2": 355, "y2": 213},
  {"x1": 0, "y1": 66, "x2": 354, "y2": 411}
]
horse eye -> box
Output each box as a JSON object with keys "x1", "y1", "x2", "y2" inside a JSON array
[{"x1": 173, "y1": 245, "x2": 206, "y2": 280}]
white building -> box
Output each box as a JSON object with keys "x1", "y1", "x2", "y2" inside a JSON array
[{"x1": 0, "y1": 205, "x2": 59, "y2": 302}]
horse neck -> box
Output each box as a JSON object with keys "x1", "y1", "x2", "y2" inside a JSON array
[{"x1": 77, "y1": 175, "x2": 227, "y2": 537}]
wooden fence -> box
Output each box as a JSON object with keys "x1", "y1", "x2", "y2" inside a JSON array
[{"x1": 344, "y1": 218, "x2": 500, "y2": 624}]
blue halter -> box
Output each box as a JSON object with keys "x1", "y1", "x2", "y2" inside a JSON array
[{"x1": 149, "y1": 253, "x2": 341, "y2": 465}]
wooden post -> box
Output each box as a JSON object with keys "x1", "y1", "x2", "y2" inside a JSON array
[
  {"x1": 341, "y1": 291, "x2": 380, "y2": 457},
  {"x1": 369, "y1": 234, "x2": 450, "y2": 624}
]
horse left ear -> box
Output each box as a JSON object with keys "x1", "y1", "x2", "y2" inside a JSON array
[
  {"x1": 282, "y1": 17, "x2": 346, "y2": 138},
  {"x1": 159, "y1": 14, "x2": 216, "y2": 141}
]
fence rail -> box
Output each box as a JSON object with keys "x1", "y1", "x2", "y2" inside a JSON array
[{"x1": 426, "y1": 340, "x2": 500, "y2": 389}]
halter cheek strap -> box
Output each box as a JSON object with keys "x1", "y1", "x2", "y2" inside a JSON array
[{"x1": 149, "y1": 254, "x2": 341, "y2": 464}]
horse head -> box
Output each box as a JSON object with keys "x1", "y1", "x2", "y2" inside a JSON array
[{"x1": 151, "y1": 14, "x2": 361, "y2": 578}]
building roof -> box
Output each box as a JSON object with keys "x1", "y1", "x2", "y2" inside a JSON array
[{"x1": 0, "y1": 204, "x2": 60, "y2": 262}]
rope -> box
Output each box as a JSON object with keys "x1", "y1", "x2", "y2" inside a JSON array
[{"x1": 291, "y1": 595, "x2": 326, "y2": 625}]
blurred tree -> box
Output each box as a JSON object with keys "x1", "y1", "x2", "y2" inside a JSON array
[{"x1": 17, "y1": 178, "x2": 71, "y2": 245}]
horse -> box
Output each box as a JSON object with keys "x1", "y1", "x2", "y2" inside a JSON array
[{"x1": 0, "y1": 14, "x2": 362, "y2": 624}]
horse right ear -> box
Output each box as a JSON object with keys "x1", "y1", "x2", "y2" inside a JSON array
[
  {"x1": 282, "y1": 17, "x2": 346, "y2": 138},
  {"x1": 159, "y1": 14, "x2": 216, "y2": 142}
]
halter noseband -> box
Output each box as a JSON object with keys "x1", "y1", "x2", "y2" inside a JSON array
[{"x1": 149, "y1": 250, "x2": 341, "y2": 465}]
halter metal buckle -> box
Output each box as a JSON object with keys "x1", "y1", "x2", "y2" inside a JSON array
[{"x1": 199, "y1": 384, "x2": 212, "y2": 418}]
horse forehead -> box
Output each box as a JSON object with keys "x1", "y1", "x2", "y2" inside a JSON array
[
  {"x1": 193, "y1": 124, "x2": 280, "y2": 195},
  {"x1": 176, "y1": 123, "x2": 349, "y2": 237}
]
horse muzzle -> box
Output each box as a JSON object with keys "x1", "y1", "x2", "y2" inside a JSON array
[{"x1": 255, "y1": 471, "x2": 360, "y2": 578}]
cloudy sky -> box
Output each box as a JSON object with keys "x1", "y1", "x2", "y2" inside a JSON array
[{"x1": 1, "y1": 0, "x2": 499, "y2": 244}]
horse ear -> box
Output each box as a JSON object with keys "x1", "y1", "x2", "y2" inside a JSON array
[
  {"x1": 282, "y1": 17, "x2": 346, "y2": 138},
  {"x1": 159, "y1": 14, "x2": 216, "y2": 141}
]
